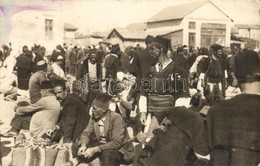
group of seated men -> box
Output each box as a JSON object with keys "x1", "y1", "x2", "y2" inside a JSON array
[{"x1": 0, "y1": 36, "x2": 260, "y2": 166}]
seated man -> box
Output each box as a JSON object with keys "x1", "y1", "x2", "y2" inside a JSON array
[
  {"x1": 1, "y1": 81, "x2": 60, "y2": 138},
  {"x1": 72, "y1": 92, "x2": 135, "y2": 166},
  {"x1": 46, "y1": 80, "x2": 90, "y2": 145},
  {"x1": 0, "y1": 67, "x2": 17, "y2": 99}
]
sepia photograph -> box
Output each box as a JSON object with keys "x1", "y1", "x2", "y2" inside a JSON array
[{"x1": 0, "y1": 0, "x2": 260, "y2": 165}]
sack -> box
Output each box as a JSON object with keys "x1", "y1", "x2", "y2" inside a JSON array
[
  {"x1": 54, "y1": 148, "x2": 72, "y2": 166},
  {"x1": 11, "y1": 147, "x2": 58, "y2": 166},
  {"x1": 11, "y1": 147, "x2": 73, "y2": 166}
]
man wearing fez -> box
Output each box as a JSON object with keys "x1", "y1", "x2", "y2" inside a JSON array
[
  {"x1": 138, "y1": 36, "x2": 190, "y2": 142},
  {"x1": 1, "y1": 60, "x2": 48, "y2": 137},
  {"x1": 46, "y1": 80, "x2": 90, "y2": 146},
  {"x1": 28, "y1": 60, "x2": 48, "y2": 104},
  {"x1": 1, "y1": 80, "x2": 60, "y2": 138},
  {"x1": 199, "y1": 43, "x2": 227, "y2": 106},
  {"x1": 194, "y1": 49, "x2": 260, "y2": 165},
  {"x1": 72, "y1": 93, "x2": 134, "y2": 166}
]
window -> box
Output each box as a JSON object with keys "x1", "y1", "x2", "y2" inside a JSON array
[
  {"x1": 189, "y1": 22, "x2": 196, "y2": 29},
  {"x1": 45, "y1": 19, "x2": 53, "y2": 40},
  {"x1": 189, "y1": 33, "x2": 196, "y2": 47},
  {"x1": 201, "y1": 23, "x2": 226, "y2": 48}
]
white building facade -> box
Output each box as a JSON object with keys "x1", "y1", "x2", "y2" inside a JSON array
[
  {"x1": 2, "y1": 9, "x2": 64, "y2": 55},
  {"x1": 146, "y1": 1, "x2": 233, "y2": 49}
]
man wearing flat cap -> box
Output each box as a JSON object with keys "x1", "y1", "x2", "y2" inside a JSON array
[{"x1": 198, "y1": 43, "x2": 227, "y2": 106}]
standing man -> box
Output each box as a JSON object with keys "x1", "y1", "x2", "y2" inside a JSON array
[
  {"x1": 194, "y1": 49, "x2": 260, "y2": 165},
  {"x1": 199, "y1": 44, "x2": 227, "y2": 106},
  {"x1": 16, "y1": 46, "x2": 33, "y2": 91},
  {"x1": 72, "y1": 93, "x2": 135, "y2": 166},
  {"x1": 104, "y1": 44, "x2": 123, "y2": 95},
  {"x1": 138, "y1": 36, "x2": 190, "y2": 142}
]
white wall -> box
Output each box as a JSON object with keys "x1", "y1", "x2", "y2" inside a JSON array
[{"x1": 7, "y1": 9, "x2": 64, "y2": 55}]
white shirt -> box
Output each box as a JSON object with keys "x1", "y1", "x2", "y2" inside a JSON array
[
  {"x1": 52, "y1": 62, "x2": 65, "y2": 79},
  {"x1": 155, "y1": 59, "x2": 172, "y2": 72}
]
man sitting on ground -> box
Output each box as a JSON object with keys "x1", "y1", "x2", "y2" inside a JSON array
[
  {"x1": 72, "y1": 92, "x2": 135, "y2": 166},
  {"x1": 46, "y1": 80, "x2": 90, "y2": 146},
  {"x1": 1, "y1": 81, "x2": 60, "y2": 138}
]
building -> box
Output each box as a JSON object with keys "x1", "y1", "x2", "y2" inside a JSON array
[
  {"x1": 2, "y1": 7, "x2": 64, "y2": 55},
  {"x1": 107, "y1": 27, "x2": 147, "y2": 51},
  {"x1": 64, "y1": 23, "x2": 78, "y2": 45},
  {"x1": 75, "y1": 31, "x2": 107, "y2": 47},
  {"x1": 146, "y1": 0, "x2": 233, "y2": 49},
  {"x1": 234, "y1": 24, "x2": 260, "y2": 40}
]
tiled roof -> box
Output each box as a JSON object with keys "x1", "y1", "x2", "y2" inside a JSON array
[
  {"x1": 64, "y1": 23, "x2": 78, "y2": 31},
  {"x1": 235, "y1": 24, "x2": 260, "y2": 29},
  {"x1": 126, "y1": 22, "x2": 147, "y2": 31},
  {"x1": 107, "y1": 28, "x2": 148, "y2": 40},
  {"x1": 91, "y1": 31, "x2": 109, "y2": 38},
  {"x1": 147, "y1": 0, "x2": 231, "y2": 23},
  {"x1": 107, "y1": 27, "x2": 183, "y2": 41}
]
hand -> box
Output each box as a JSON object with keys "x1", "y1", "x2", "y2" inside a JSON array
[
  {"x1": 136, "y1": 132, "x2": 147, "y2": 144},
  {"x1": 232, "y1": 78, "x2": 238, "y2": 87},
  {"x1": 83, "y1": 146, "x2": 101, "y2": 158},
  {"x1": 78, "y1": 144, "x2": 87, "y2": 156},
  {"x1": 46, "y1": 129, "x2": 55, "y2": 137},
  {"x1": 62, "y1": 142, "x2": 73, "y2": 149},
  {"x1": 201, "y1": 79, "x2": 205, "y2": 88},
  {"x1": 140, "y1": 112, "x2": 147, "y2": 125},
  {"x1": 161, "y1": 118, "x2": 172, "y2": 126}
]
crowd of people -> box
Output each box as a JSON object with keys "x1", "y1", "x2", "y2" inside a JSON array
[{"x1": 0, "y1": 34, "x2": 259, "y2": 165}]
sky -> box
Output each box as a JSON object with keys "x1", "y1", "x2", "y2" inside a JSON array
[
  {"x1": 63, "y1": 0, "x2": 260, "y2": 33},
  {"x1": 1, "y1": 0, "x2": 260, "y2": 34}
]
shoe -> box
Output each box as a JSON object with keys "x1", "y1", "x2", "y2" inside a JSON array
[{"x1": 0, "y1": 130, "x2": 19, "y2": 137}]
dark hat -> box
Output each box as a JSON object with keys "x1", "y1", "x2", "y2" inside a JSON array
[
  {"x1": 210, "y1": 44, "x2": 223, "y2": 52},
  {"x1": 177, "y1": 46, "x2": 184, "y2": 53},
  {"x1": 40, "y1": 80, "x2": 53, "y2": 89},
  {"x1": 72, "y1": 80, "x2": 81, "y2": 94},
  {"x1": 53, "y1": 80, "x2": 66, "y2": 89},
  {"x1": 235, "y1": 49, "x2": 260, "y2": 84},
  {"x1": 145, "y1": 35, "x2": 155, "y2": 44},
  {"x1": 154, "y1": 36, "x2": 171, "y2": 49},
  {"x1": 111, "y1": 44, "x2": 120, "y2": 54},
  {"x1": 199, "y1": 47, "x2": 209, "y2": 55}
]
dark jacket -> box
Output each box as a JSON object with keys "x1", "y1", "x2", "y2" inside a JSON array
[
  {"x1": 136, "y1": 106, "x2": 204, "y2": 166},
  {"x1": 78, "y1": 111, "x2": 135, "y2": 162},
  {"x1": 57, "y1": 93, "x2": 90, "y2": 143},
  {"x1": 16, "y1": 54, "x2": 33, "y2": 90},
  {"x1": 195, "y1": 94, "x2": 260, "y2": 165}
]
